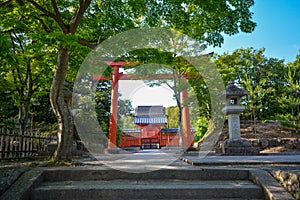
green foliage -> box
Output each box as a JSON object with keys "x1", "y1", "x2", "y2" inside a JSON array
[
  {"x1": 0, "y1": 91, "x2": 17, "y2": 128},
  {"x1": 94, "y1": 81, "x2": 111, "y2": 132},
  {"x1": 118, "y1": 97, "x2": 135, "y2": 129},
  {"x1": 194, "y1": 116, "x2": 209, "y2": 142},
  {"x1": 214, "y1": 48, "x2": 300, "y2": 127},
  {"x1": 166, "y1": 106, "x2": 179, "y2": 128}
]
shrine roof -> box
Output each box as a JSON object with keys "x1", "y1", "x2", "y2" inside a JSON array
[
  {"x1": 121, "y1": 128, "x2": 196, "y2": 133},
  {"x1": 161, "y1": 128, "x2": 196, "y2": 133},
  {"x1": 134, "y1": 106, "x2": 167, "y2": 124}
]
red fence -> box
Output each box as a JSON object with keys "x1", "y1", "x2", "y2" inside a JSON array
[
  {"x1": 119, "y1": 135, "x2": 141, "y2": 147},
  {"x1": 120, "y1": 133, "x2": 180, "y2": 148},
  {"x1": 160, "y1": 133, "x2": 180, "y2": 146}
]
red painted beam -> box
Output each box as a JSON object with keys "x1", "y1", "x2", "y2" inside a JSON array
[
  {"x1": 93, "y1": 73, "x2": 185, "y2": 80},
  {"x1": 104, "y1": 61, "x2": 136, "y2": 67},
  {"x1": 93, "y1": 75, "x2": 112, "y2": 80},
  {"x1": 92, "y1": 61, "x2": 190, "y2": 81}
]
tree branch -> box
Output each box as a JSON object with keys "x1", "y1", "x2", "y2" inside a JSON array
[
  {"x1": 34, "y1": 16, "x2": 52, "y2": 33},
  {"x1": 11, "y1": 69, "x2": 21, "y2": 94},
  {"x1": 13, "y1": 30, "x2": 24, "y2": 54},
  {"x1": 50, "y1": 0, "x2": 67, "y2": 32},
  {"x1": 1, "y1": 27, "x2": 28, "y2": 34},
  {"x1": 25, "y1": 63, "x2": 31, "y2": 90},
  {"x1": 69, "y1": 0, "x2": 91, "y2": 33},
  {"x1": 28, "y1": 0, "x2": 55, "y2": 18},
  {"x1": 0, "y1": 0, "x2": 12, "y2": 7},
  {"x1": 15, "y1": 65, "x2": 25, "y2": 86},
  {"x1": 77, "y1": 38, "x2": 98, "y2": 49},
  {"x1": 28, "y1": 0, "x2": 68, "y2": 33},
  {"x1": 8, "y1": 32, "x2": 16, "y2": 53},
  {"x1": 51, "y1": 0, "x2": 61, "y2": 19}
]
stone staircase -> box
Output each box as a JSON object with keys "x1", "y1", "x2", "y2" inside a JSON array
[{"x1": 28, "y1": 168, "x2": 265, "y2": 200}]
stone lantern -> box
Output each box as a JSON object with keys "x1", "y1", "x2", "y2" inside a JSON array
[{"x1": 221, "y1": 81, "x2": 259, "y2": 155}]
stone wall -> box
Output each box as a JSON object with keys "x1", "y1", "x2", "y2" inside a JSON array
[
  {"x1": 250, "y1": 138, "x2": 300, "y2": 151},
  {"x1": 271, "y1": 170, "x2": 300, "y2": 199}
]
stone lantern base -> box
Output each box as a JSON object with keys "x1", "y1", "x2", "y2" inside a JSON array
[{"x1": 220, "y1": 139, "x2": 260, "y2": 156}]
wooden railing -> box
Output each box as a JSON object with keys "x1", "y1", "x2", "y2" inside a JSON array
[
  {"x1": 141, "y1": 137, "x2": 160, "y2": 149},
  {"x1": 0, "y1": 128, "x2": 57, "y2": 160}
]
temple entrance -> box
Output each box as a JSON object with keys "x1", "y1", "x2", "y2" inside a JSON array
[
  {"x1": 93, "y1": 61, "x2": 194, "y2": 149},
  {"x1": 135, "y1": 106, "x2": 165, "y2": 149},
  {"x1": 141, "y1": 137, "x2": 160, "y2": 149}
]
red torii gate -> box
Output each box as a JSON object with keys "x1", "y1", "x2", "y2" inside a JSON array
[{"x1": 93, "y1": 61, "x2": 193, "y2": 149}]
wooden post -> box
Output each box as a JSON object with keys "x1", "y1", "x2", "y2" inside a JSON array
[
  {"x1": 0, "y1": 134, "x2": 3, "y2": 159},
  {"x1": 4, "y1": 135, "x2": 8, "y2": 158},
  {"x1": 108, "y1": 66, "x2": 119, "y2": 148},
  {"x1": 182, "y1": 89, "x2": 193, "y2": 148},
  {"x1": 9, "y1": 135, "x2": 13, "y2": 158},
  {"x1": 22, "y1": 133, "x2": 26, "y2": 157}
]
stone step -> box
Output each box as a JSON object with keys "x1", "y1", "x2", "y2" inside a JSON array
[
  {"x1": 31, "y1": 179, "x2": 264, "y2": 200},
  {"x1": 41, "y1": 168, "x2": 250, "y2": 181},
  {"x1": 26, "y1": 168, "x2": 265, "y2": 200}
]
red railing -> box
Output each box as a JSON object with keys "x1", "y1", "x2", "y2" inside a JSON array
[
  {"x1": 119, "y1": 135, "x2": 140, "y2": 147},
  {"x1": 160, "y1": 134, "x2": 180, "y2": 146},
  {"x1": 120, "y1": 133, "x2": 180, "y2": 148}
]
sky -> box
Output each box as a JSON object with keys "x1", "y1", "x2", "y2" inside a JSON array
[
  {"x1": 208, "y1": 0, "x2": 300, "y2": 62},
  {"x1": 119, "y1": 0, "x2": 300, "y2": 108},
  {"x1": 119, "y1": 80, "x2": 176, "y2": 108}
]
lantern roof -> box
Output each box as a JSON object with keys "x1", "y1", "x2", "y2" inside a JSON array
[{"x1": 221, "y1": 81, "x2": 248, "y2": 98}]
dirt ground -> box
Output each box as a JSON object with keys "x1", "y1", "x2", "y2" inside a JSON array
[{"x1": 219, "y1": 120, "x2": 300, "y2": 153}]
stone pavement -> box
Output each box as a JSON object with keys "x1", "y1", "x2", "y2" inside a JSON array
[
  {"x1": 78, "y1": 149, "x2": 192, "y2": 173},
  {"x1": 182, "y1": 152, "x2": 300, "y2": 166},
  {"x1": 74, "y1": 149, "x2": 300, "y2": 174}
]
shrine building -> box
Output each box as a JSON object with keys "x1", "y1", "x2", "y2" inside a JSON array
[{"x1": 119, "y1": 105, "x2": 191, "y2": 149}]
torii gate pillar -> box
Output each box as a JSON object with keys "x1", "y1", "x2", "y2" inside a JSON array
[
  {"x1": 108, "y1": 66, "x2": 119, "y2": 148},
  {"x1": 182, "y1": 89, "x2": 193, "y2": 148}
]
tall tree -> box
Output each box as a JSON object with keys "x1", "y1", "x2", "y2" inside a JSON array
[
  {"x1": 277, "y1": 54, "x2": 300, "y2": 128},
  {"x1": 0, "y1": 5, "x2": 56, "y2": 132}
]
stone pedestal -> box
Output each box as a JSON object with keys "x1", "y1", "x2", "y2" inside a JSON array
[{"x1": 221, "y1": 139, "x2": 260, "y2": 156}]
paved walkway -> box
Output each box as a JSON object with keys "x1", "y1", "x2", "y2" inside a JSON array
[
  {"x1": 79, "y1": 150, "x2": 192, "y2": 173},
  {"x1": 76, "y1": 150, "x2": 300, "y2": 173},
  {"x1": 182, "y1": 152, "x2": 300, "y2": 166}
]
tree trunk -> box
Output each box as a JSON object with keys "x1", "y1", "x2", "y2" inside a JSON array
[
  {"x1": 50, "y1": 47, "x2": 73, "y2": 162},
  {"x1": 178, "y1": 102, "x2": 184, "y2": 149}
]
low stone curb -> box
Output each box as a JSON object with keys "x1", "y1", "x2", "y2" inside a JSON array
[
  {"x1": 249, "y1": 169, "x2": 294, "y2": 200},
  {"x1": 0, "y1": 167, "x2": 31, "y2": 196},
  {"x1": 0, "y1": 168, "x2": 43, "y2": 200},
  {"x1": 181, "y1": 154, "x2": 300, "y2": 166}
]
